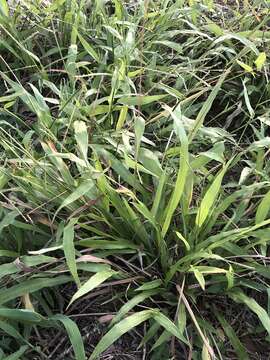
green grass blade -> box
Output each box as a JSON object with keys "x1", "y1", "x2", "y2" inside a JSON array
[
  {"x1": 63, "y1": 218, "x2": 81, "y2": 288},
  {"x1": 188, "y1": 69, "x2": 230, "y2": 142},
  {"x1": 162, "y1": 105, "x2": 189, "y2": 237},
  {"x1": 229, "y1": 289, "x2": 270, "y2": 336},
  {"x1": 74, "y1": 120, "x2": 89, "y2": 164},
  {"x1": 68, "y1": 270, "x2": 116, "y2": 306},
  {"x1": 0, "y1": 276, "x2": 71, "y2": 305},
  {"x1": 3, "y1": 345, "x2": 29, "y2": 360},
  {"x1": 255, "y1": 189, "x2": 270, "y2": 224},
  {"x1": 90, "y1": 310, "x2": 153, "y2": 360},
  {"x1": 215, "y1": 311, "x2": 249, "y2": 359},
  {"x1": 51, "y1": 314, "x2": 86, "y2": 360},
  {"x1": 56, "y1": 179, "x2": 95, "y2": 216},
  {"x1": 110, "y1": 290, "x2": 159, "y2": 326},
  {"x1": 195, "y1": 165, "x2": 227, "y2": 229},
  {"x1": 153, "y1": 312, "x2": 189, "y2": 345}
]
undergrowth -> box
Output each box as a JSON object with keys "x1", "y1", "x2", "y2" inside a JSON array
[{"x1": 0, "y1": 0, "x2": 270, "y2": 359}]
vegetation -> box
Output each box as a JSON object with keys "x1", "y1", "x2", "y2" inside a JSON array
[{"x1": 0, "y1": 0, "x2": 270, "y2": 358}]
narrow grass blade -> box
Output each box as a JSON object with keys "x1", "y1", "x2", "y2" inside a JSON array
[
  {"x1": 51, "y1": 314, "x2": 86, "y2": 360},
  {"x1": 90, "y1": 310, "x2": 153, "y2": 360},
  {"x1": 0, "y1": 308, "x2": 43, "y2": 323},
  {"x1": 0, "y1": 276, "x2": 71, "y2": 305},
  {"x1": 188, "y1": 69, "x2": 230, "y2": 142},
  {"x1": 68, "y1": 270, "x2": 116, "y2": 306},
  {"x1": 162, "y1": 105, "x2": 189, "y2": 237},
  {"x1": 4, "y1": 345, "x2": 29, "y2": 360},
  {"x1": 255, "y1": 189, "x2": 270, "y2": 224},
  {"x1": 56, "y1": 179, "x2": 94, "y2": 216},
  {"x1": 0, "y1": 0, "x2": 9, "y2": 17},
  {"x1": 134, "y1": 116, "x2": 145, "y2": 161},
  {"x1": 153, "y1": 312, "x2": 189, "y2": 345},
  {"x1": 118, "y1": 94, "x2": 167, "y2": 106},
  {"x1": 74, "y1": 120, "x2": 89, "y2": 164},
  {"x1": 63, "y1": 218, "x2": 80, "y2": 288},
  {"x1": 0, "y1": 210, "x2": 19, "y2": 234},
  {"x1": 135, "y1": 280, "x2": 162, "y2": 292},
  {"x1": 110, "y1": 290, "x2": 159, "y2": 326},
  {"x1": 229, "y1": 289, "x2": 270, "y2": 336},
  {"x1": 78, "y1": 32, "x2": 100, "y2": 62},
  {"x1": 195, "y1": 165, "x2": 227, "y2": 229},
  {"x1": 215, "y1": 311, "x2": 249, "y2": 359}
]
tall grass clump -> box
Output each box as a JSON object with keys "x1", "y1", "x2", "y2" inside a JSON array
[{"x1": 0, "y1": 0, "x2": 270, "y2": 358}]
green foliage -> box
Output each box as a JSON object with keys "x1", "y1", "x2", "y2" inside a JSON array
[{"x1": 0, "y1": 0, "x2": 269, "y2": 358}]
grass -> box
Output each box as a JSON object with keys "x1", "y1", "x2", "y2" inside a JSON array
[{"x1": 0, "y1": 0, "x2": 270, "y2": 358}]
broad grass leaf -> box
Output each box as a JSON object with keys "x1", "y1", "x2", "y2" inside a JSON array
[
  {"x1": 4, "y1": 345, "x2": 29, "y2": 360},
  {"x1": 242, "y1": 80, "x2": 254, "y2": 118},
  {"x1": 135, "y1": 280, "x2": 162, "y2": 292},
  {"x1": 153, "y1": 312, "x2": 189, "y2": 345},
  {"x1": 0, "y1": 27, "x2": 40, "y2": 63},
  {"x1": 110, "y1": 290, "x2": 159, "y2": 326},
  {"x1": 162, "y1": 105, "x2": 189, "y2": 237},
  {"x1": 56, "y1": 179, "x2": 95, "y2": 215},
  {"x1": 63, "y1": 218, "x2": 80, "y2": 288},
  {"x1": 90, "y1": 310, "x2": 153, "y2": 359},
  {"x1": 195, "y1": 165, "x2": 228, "y2": 228},
  {"x1": 177, "y1": 302, "x2": 186, "y2": 335},
  {"x1": 51, "y1": 314, "x2": 86, "y2": 360},
  {"x1": 138, "y1": 148, "x2": 163, "y2": 177},
  {"x1": 68, "y1": 270, "x2": 116, "y2": 306},
  {"x1": 229, "y1": 289, "x2": 270, "y2": 335},
  {"x1": 74, "y1": 120, "x2": 89, "y2": 164},
  {"x1": 151, "y1": 171, "x2": 167, "y2": 219},
  {"x1": 0, "y1": 256, "x2": 55, "y2": 280},
  {"x1": 118, "y1": 94, "x2": 167, "y2": 106},
  {"x1": 255, "y1": 189, "x2": 270, "y2": 224},
  {"x1": 151, "y1": 330, "x2": 171, "y2": 350},
  {"x1": 213, "y1": 34, "x2": 259, "y2": 55},
  {"x1": 153, "y1": 40, "x2": 182, "y2": 53},
  {"x1": 42, "y1": 142, "x2": 74, "y2": 185},
  {"x1": 116, "y1": 105, "x2": 128, "y2": 130},
  {"x1": 254, "y1": 52, "x2": 266, "y2": 71},
  {"x1": 93, "y1": 147, "x2": 144, "y2": 193},
  {"x1": 0, "y1": 210, "x2": 19, "y2": 234},
  {"x1": 0, "y1": 0, "x2": 9, "y2": 17},
  {"x1": 66, "y1": 44, "x2": 77, "y2": 82},
  {"x1": 191, "y1": 267, "x2": 205, "y2": 290},
  {"x1": 249, "y1": 137, "x2": 270, "y2": 150},
  {"x1": 134, "y1": 116, "x2": 145, "y2": 160},
  {"x1": 0, "y1": 320, "x2": 25, "y2": 341},
  {"x1": 103, "y1": 25, "x2": 123, "y2": 40},
  {"x1": 236, "y1": 60, "x2": 254, "y2": 74},
  {"x1": 215, "y1": 311, "x2": 249, "y2": 359},
  {"x1": 78, "y1": 32, "x2": 100, "y2": 62},
  {"x1": 175, "y1": 231, "x2": 190, "y2": 251},
  {"x1": 188, "y1": 69, "x2": 230, "y2": 141},
  {"x1": 79, "y1": 238, "x2": 138, "y2": 250},
  {"x1": 0, "y1": 308, "x2": 43, "y2": 323},
  {"x1": 0, "y1": 250, "x2": 18, "y2": 257},
  {"x1": 139, "y1": 322, "x2": 160, "y2": 348},
  {"x1": 0, "y1": 276, "x2": 71, "y2": 305}
]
